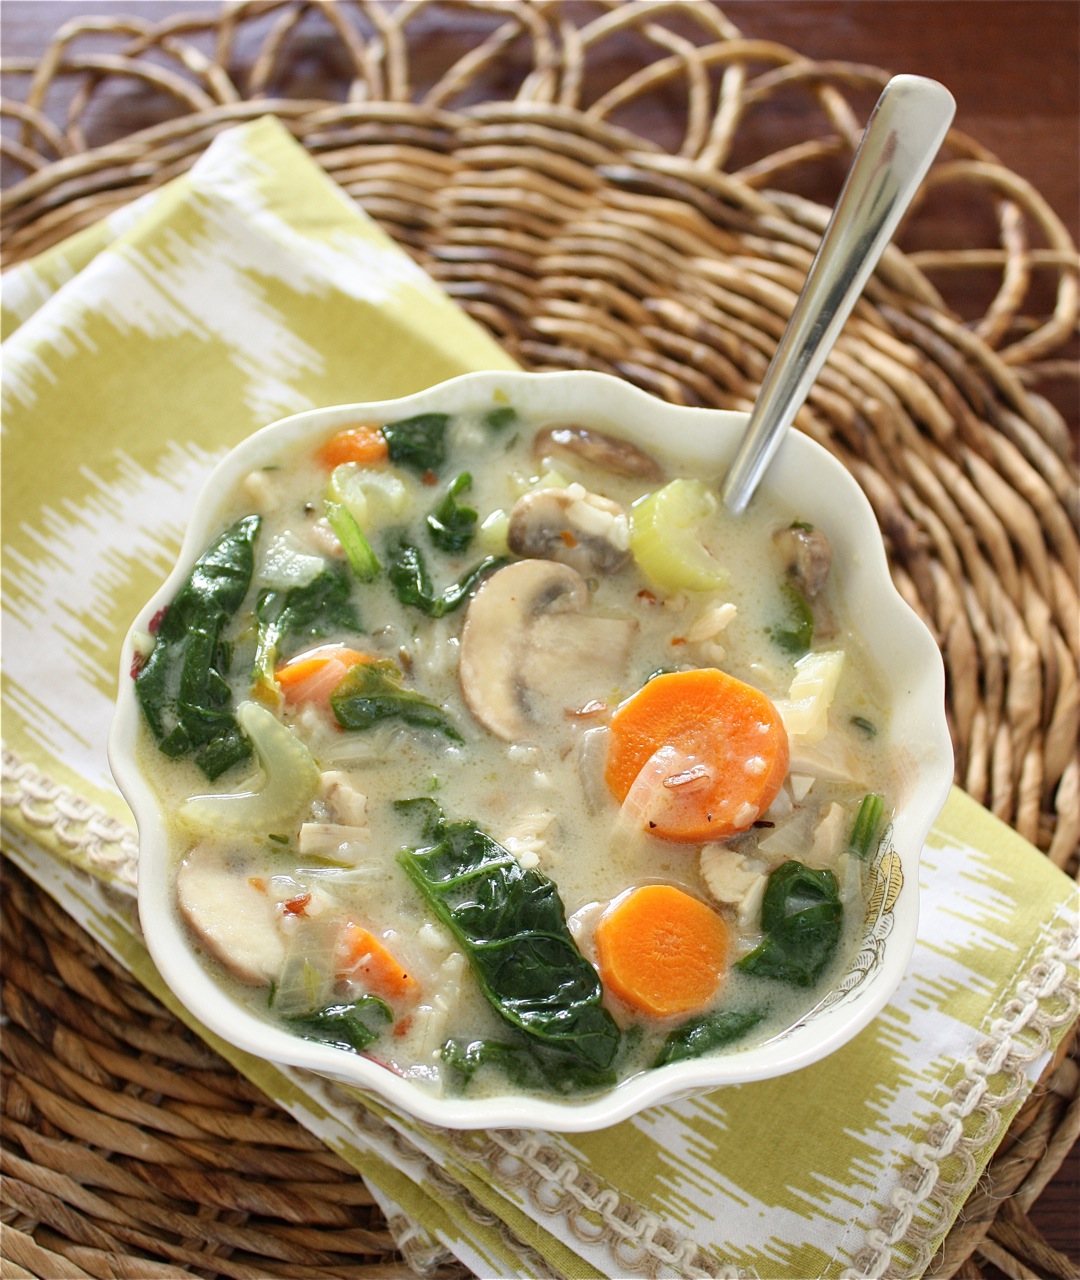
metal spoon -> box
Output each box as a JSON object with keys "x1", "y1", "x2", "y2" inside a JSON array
[{"x1": 720, "y1": 75, "x2": 955, "y2": 514}]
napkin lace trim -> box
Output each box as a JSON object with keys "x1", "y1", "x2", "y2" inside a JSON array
[
  {"x1": 6, "y1": 742, "x2": 1076, "y2": 1280},
  {"x1": 862, "y1": 922, "x2": 1080, "y2": 1280},
  {"x1": 449, "y1": 1129, "x2": 751, "y2": 1279},
  {"x1": 1, "y1": 744, "x2": 139, "y2": 889},
  {"x1": 437, "y1": 925, "x2": 1079, "y2": 1280},
  {"x1": 306, "y1": 1074, "x2": 561, "y2": 1279}
]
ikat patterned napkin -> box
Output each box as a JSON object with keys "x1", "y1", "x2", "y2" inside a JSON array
[{"x1": 3, "y1": 117, "x2": 1077, "y2": 1280}]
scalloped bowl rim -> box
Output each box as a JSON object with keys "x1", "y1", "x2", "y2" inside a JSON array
[{"x1": 109, "y1": 369, "x2": 953, "y2": 1132}]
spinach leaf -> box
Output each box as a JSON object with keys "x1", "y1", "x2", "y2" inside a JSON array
[
  {"x1": 135, "y1": 515, "x2": 260, "y2": 779},
  {"x1": 385, "y1": 535, "x2": 508, "y2": 617},
  {"x1": 483, "y1": 406, "x2": 518, "y2": 432},
  {"x1": 400, "y1": 818, "x2": 621, "y2": 1088},
  {"x1": 768, "y1": 581, "x2": 814, "y2": 656},
  {"x1": 441, "y1": 1035, "x2": 615, "y2": 1095},
  {"x1": 284, "y1": 995, "x2": 392, "y2": 1054},
  {"x1": 331, "y1": 660, "x2": 462, "y2": 741},
  {"x1": 441, "y1": 1038, "x2": 540, "y2": 1090},
  {"x1": 426, "y1": 472, "x2": 477, "y2": 554},
  {"x1": 393, "y1": 796, "x2": 447, "y2": 841},
  {"x1": 253, "y1": 564, "x2": 360, "y2": 679},
  {"x1": 381, "y1": 412, "x2": 449, "y2": 475},
  {"x1": 737, "y1": 861, "x2": 843, "y2": 987},
  {"x1": 653, "y1": 1007, "x2": 767, "y2": 1067}
]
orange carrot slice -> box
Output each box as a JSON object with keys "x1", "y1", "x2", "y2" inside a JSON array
[
  {"x1": 594, "y1": 884, "x2": 729, "y2": 1018},
  {"x1": 275, "y1": 645, "x2": 369, "y2": 706},
  {"x1": 605, "y1": 668, "x2": 788, "y2": 842},
  {"x1": 317, "y1": 424, "x2": 389, "y2": 469},
  {"x1": 337, "y1": 922, "x2": 418, "y2": 1000}
]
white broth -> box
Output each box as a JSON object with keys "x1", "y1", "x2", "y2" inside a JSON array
[{"x1": 133, "y1": 403, "x2": 896, "y2": 1098}]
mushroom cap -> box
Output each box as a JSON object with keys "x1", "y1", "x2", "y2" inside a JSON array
[
  {"x1": 507, "y1": 485, "x2": 631, "y2": 577},
  {"x1": 533, "y1": 424, "x2": 663, "y2": 480},
  {"x1": 459, "y1": 559, "x2": 637, "y2": 742},
  {"x1": 176, "y1": 845, "x2": 286, "y2": 985},
  {"x1": 773, "y1": 523, "x2": 833, "y2": 599}
]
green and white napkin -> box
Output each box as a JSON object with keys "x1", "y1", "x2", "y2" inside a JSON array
[{"x1": 3, "y1": 116, "x2": 1077, "y2": 1280}]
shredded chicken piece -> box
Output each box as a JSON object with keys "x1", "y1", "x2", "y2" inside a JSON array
[
  {"x1": 686, "y1": 601, "x2": 737, "y2": 643},
  {"x1": 319, "y1": 771, "x2": 368, "y2": 825},
  {"x1": 700, "y1": 846, "x2": 769, "y2": 928},
  {"x1": 297, "y1": 822, "x2": 370, "y2": 861},
  {"x1": 808, "y1": 801, "x2": 848, "y2": 868}
]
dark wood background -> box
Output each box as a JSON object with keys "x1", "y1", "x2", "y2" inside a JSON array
[{"x1": 2, "y1": 2, "x2": 1077, "y2": 1273}]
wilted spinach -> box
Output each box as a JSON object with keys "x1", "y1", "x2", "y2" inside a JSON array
[
  {"x1": 330, "y1": 660, "x2": 461, "y2": 741},
  {"x1": 253, "y1": 564, "x2": 360, "y2": 680},
  {"x1": 441, "y1": 1035, "x2": 618, "y2": 1095},
  {"x1": 393, "y1": 796, "x2": 446, "y2": 841},
  {"x1": 426, "y1": 472, "x2": 477, "y2": 554},
  {"x1": 768, "y1": 581, "x2": 814, "y2": 657},
  {"x1": 653, "y1": 1007, "x2": 767, "y2": 1067},
  {"x1": 385, "y1": 535, "x2": 507, "y2": 617},
  {"x1": 284, "y1": 995, "x2": 392, "y2": 1054},
  {"x1": 400, "y1": 815, "x2": 621, "y2": 1090},
  {"x1": 135, "y1": 515, "x2": 260, "y2": 779},
  {"x1": 483, "y1": 406, "x2": 518, "y2": 431},
  {"x1": 737, "y1": 860, "x2": 843, "y2": 987},
  {"x1": 381, "y1": 412, "x2": 449, "y2": 475}
]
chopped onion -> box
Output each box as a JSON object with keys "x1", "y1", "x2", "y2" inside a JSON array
[
  {"x1": 270, "y1": 914, "x2": 342, "y2": 1017},
  {"x1": 260, "y1": 531, "x2": 326, "y2": 589},
  {"x1": 614, "y1": 744, "x2": 710, "y2": 840},
  {"x1": 774, "y1": 649, "x2": 845, "y2": 744}
]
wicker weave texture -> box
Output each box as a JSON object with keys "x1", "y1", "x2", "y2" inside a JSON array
[
  {"x1": 4, "y1": 0, "x2": 1077, "y2": 870},
  {"x1": 0, "y1": 863, "x2": 456, "y2": 1280},
  {"x1": 1, "y1": 4, "x2": 1078, "y2": 1279}
]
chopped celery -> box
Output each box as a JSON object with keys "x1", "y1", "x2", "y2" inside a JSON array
[
  {"x1": 509, "y1": 467, "x2": 571, "y2": 497},
  {"x1": 324, "y1": 499, "x2": 380, "y2": 581},
  {"x1": 180, "y1": 701, "x2": 320, "y2": 833},
  {"x1": 327, "y1": 463, "x2": 409, "y2": 528},
  {"x1": 477, "y1": 509, "x2": 510, "y2": 554},
  {"x1": 629, "y1": 479, "x2": 726, "y2": 591},
  {"x1": 849, "y1": 793, "x2": 886, "y2": 860}
]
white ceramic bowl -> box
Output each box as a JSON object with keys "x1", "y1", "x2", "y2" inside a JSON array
[{"x1": 110, "y1": 369, "x2": 953, "y2": 1131}]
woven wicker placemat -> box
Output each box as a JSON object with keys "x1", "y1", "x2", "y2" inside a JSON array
[{"x1": 2, "y1": 4, "x2": 1078, "y2": 1278}]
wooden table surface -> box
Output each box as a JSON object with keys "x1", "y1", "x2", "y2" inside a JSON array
[{"x1": 2, "y1": 2, "x2": 1077, "y2": 1275}]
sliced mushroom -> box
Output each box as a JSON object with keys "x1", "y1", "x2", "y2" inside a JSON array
[
  {"x1": 773, "y1": 522, "x2": 833, "y2": 600},
  {"x1": 508, "y1": 485, "x2": 631, "y2": 576},
  {"x1": 459, "y1": 559, "x2": 637, "y2": 741},
  {"x1": 176, "y1": 845, "x2": 285, "y2": 985},
  {"x1": 533, "y1": 424, "x2": 663, "y2": 480}
]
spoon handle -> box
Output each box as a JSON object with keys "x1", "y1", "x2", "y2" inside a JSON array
[{"x1": 720, "y1": 75, "x2": 955, "y2": 514}]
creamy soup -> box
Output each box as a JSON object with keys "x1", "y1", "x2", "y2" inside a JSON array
[{"x1": 133, "y1": 401, "x2": 894, "y2": 1098}]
